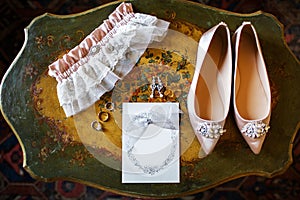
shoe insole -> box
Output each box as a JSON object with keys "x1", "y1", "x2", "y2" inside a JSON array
[
  {"x1": 236, "y1": 32, "x2": 268, "y2": 120},
  {"x1": 195, "y1": 34, "x2": 227, "y2": 121}
]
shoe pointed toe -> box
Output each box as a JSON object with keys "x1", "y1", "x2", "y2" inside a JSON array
[
  {"x1": 197, "y1": 134, "x2": 220, "y2": 155},
  {"x1": 242, "y1": 134, "x2": 266, "y2": 154}
]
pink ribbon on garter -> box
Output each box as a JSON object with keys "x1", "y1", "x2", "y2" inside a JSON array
[{"x1": 48, "y1": 2, "x2": 134, "y2": 82}]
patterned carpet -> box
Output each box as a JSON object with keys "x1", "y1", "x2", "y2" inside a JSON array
[{"x1": 0, "y1": 0, "x2": 299, "y2": 199}]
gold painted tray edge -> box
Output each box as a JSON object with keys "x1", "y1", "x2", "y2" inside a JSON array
[{"x1": 1, "y1": 0, "x2": 299, "y2": 198}]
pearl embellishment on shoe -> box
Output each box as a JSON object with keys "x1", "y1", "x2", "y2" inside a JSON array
[
  {"x1": 241, "y1": 121, "x2": 270, "y2": 138},
  {"x1": 196, "y1": 122, "x2": 226, "y2": 139}
]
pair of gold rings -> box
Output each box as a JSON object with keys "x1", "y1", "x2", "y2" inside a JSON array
[
  {"x1": 99, "y1": 102, "x2": 114, "y2": 122},
  {"x1": 91, "y1": 102, "x2": 114, "y2": 131},
  {"x1": 91, "y1": 112, "x2": 109, "y2": 131}
]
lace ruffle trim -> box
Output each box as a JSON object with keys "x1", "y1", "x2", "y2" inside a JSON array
[
  {"x1": 48, "y1": 2, "x2": 134, "y2": 82},
  {"x1": 51, "y1": 7, "x2": 169, "y2": 117}
]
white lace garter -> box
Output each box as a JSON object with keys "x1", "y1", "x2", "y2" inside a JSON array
[{"x1": 48, "y1": 2, "x2": 170, "y2": 117}]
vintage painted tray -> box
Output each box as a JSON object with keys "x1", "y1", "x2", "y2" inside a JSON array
[{"x1": 1, "y1": 0, "x2": 299, "y2": 198}]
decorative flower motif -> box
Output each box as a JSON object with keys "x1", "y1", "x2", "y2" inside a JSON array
[
  {"x1": 197, "y1": 122, "x2": 226, "y2": 139},
  {"x1": 241, "y1": 121, "x2": 270, "y2": 138}
]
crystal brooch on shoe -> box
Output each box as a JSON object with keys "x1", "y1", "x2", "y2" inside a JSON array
[
  {"x1": 241, "y1": 121, "x2": 270, "y2": 138},
  {"x1": 197, "y1": 122, "x2": 226, "y2": 139}
]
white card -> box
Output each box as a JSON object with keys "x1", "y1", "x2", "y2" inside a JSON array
[{"x1": 122, "y1": 102, "x2": 180, "y2": 183}]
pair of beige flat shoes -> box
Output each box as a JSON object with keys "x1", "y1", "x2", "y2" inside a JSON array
[{"x1": 187, "y1": 22, "x2": 271, "y2": 156}]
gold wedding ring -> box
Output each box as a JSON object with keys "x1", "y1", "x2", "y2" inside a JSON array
[{"x1": 98, "y1": 111, "x2": 110, "y2": 122}]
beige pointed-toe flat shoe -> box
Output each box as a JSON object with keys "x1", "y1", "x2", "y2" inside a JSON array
[
  {"x1": 187, "y1": 22, "x2": 232, "y2": 156},
  {"x1": 233, "y1": 22, "x2": 271, "y2": 154}
]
